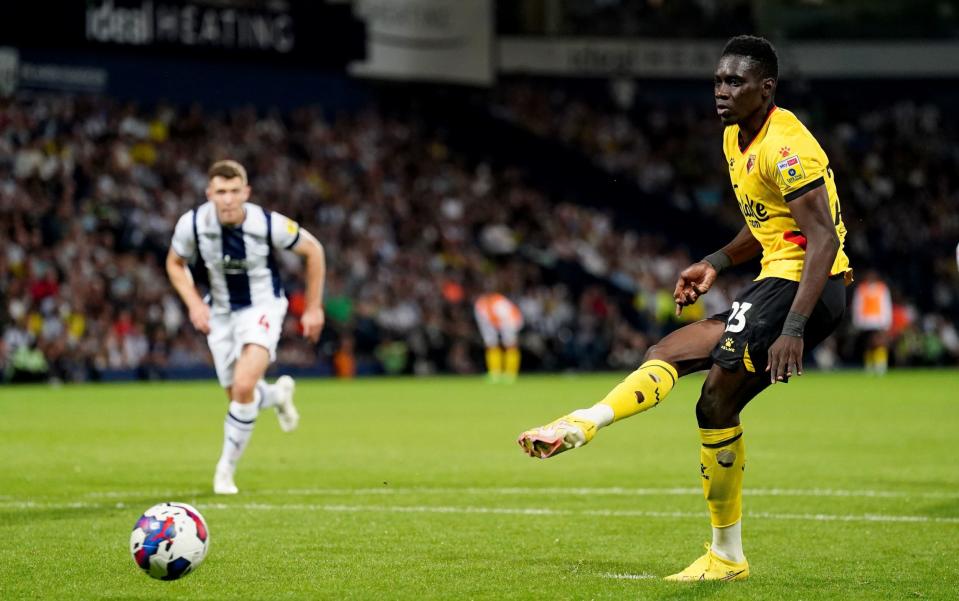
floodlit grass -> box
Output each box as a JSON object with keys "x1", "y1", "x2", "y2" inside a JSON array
[{"x1": 1, "y1": 370, "x2": 957, "y2": 600}]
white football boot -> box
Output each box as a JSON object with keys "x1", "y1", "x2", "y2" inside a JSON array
[
  {"x1": 274, "y1": 375, "x2": 299, "y2": 433},
  {"x1": 213, "y1": 464, "x2": 239, "y2": 495}
]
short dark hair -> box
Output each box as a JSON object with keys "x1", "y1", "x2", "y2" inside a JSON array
[
  {"x1": 721, "y1": 35, "x2": 778, "y2": 81},
  {"x1": 208, "y1": 160, "x2": 248, "y2": 184}
]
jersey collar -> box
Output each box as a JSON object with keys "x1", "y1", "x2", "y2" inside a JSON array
[{"x1": 737, "y1": 104, "x2": 777, "y2": 154}]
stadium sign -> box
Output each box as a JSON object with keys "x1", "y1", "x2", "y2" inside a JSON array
[
  {"x1": 85, "y1": 0, "x2": 295, "y2": 53},
  {"x1": 499, "y1": 38, "x2": 959, "y2": 78},
  {"x1": 0, "y1": 47, "x2": 109, "y2": 95},
  {"x1": 0, "y1": 47, "x2": 16, "y2": 96},
  {"x1": 499, "y1": 38, "x2": 722, "y2": 78},
  {"x1": 2, "y1": 1, "x2": 364, "y2": 69},
  {"x1": 350, "y1": 0, "x2": 493, "y2": 86}
]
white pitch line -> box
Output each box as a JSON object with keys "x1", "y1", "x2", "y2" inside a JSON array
[
  {"x1": 79, "y1": 486, "x2": 959, "y2": 500},
  {"x1": 600, "y1": 573, "x2": 658, "y2": 580},
  {"x1": 4, "y1": 500, "x2": 959, "y2": 524}
]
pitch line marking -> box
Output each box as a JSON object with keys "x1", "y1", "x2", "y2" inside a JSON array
[
  {"x1": 600, "y1": 573, "x2": 658, "y2": 580},
  {"x1": 80, "y1": 486, "x2": 959, "y2": 500},
  {"x1": 4, "y1": 500, "x2": 959, "y2": 524}
]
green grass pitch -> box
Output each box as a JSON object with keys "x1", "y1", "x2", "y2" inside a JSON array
[{"x1": 2, "y1": 370, "x2": 958, "y2": 600}]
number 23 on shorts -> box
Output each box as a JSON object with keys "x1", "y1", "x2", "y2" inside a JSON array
[{"x1": 725, "y1": 302, "x2": 752, "y2": 333}]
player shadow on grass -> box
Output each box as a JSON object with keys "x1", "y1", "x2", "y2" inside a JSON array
[{"x1": 919, "y1": 497, "x2": 959, "y2": 520}]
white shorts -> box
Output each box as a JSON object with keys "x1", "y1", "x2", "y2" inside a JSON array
[
  {"x1": 207, "y1": 297, "x2": 288, "y2": 388},
  {"x1": 475, "y1": 312, "x2": 522, "y2": 348}
]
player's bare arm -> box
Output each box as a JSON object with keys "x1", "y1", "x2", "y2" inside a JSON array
[
  {"x1": 674, "y1": 225, "x2": 762, "y2": 315},
  {"x1": 291, "y1": 229, "x2": 326, "y2": 343},
  {"x1": 766, "y1": 184, "x2": 840, "y2": 383},
  {"x1": 165, "y1": 248, "x2": 211, "y2": 334}
]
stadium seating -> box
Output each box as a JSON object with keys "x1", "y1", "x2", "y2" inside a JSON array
[{"x1": 1, "y1": 91, "x2": 957, "y2": 382}]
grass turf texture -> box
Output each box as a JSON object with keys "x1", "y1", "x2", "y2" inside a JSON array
[{"x1": 1, "y1": 370, "x2": 957, "y2": 600}]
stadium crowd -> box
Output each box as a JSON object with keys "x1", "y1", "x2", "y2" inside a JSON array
[
  {"x1": 1, "y1": 90, "x2": 957, "y2": 383},
  {"x1": 0, "y1": 94, "x2": 718, "y2": 382}
]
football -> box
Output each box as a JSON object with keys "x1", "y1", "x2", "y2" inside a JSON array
[{"x1": 130, "y1": 502, "x2": 210, "y2": 580}]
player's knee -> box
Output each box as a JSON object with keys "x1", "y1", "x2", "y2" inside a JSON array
[
  {"x1": 231, "y1": 377, "x2": 257, "y2": 404},
  {"x1": 644, "y1": 344, "x2": 674, "y2": 364},
  {"x1": 695, "y1": 382, "x2": 737, "y2": 428}
]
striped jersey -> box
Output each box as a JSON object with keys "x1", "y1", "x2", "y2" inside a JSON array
[{"x1": 171, "y1": 201, "x2": 301, "y2": 314}]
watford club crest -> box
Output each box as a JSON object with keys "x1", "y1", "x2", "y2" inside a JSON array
[{"x1": 746, "y1": 154, "x2": 757, "y2": 174}]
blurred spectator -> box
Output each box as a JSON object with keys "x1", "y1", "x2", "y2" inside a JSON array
[
  {"x1": 474, "y1": 291, "x2": 524, "y2": 383},
  {"x1": 851, "y1": 271, "x2": 893, "y2": 375}
]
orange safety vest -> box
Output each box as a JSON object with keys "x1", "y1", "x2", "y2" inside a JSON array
[
  {"x1": 852, "y1": 281, "x2": 892, "y2": 330},
  {"x1": 474, "y1": 293, "x2": 522, "y2": 329}
]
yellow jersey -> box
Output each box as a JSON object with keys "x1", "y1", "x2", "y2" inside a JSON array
[{"x1": 723, "y1": 106, "x2": 851, "y2": 282}]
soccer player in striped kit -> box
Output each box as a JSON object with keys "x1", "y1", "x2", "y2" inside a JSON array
[{"x1": 166, "y1": 160, "x2": 326, "y2": 495}]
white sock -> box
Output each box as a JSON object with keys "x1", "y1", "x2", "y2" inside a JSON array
[
  {"x1": 256, "y1": 380, "x2": 279, "y2": 409},
  {"x1": 217, "y1": 400, "x2": 258, "y2": 473},
  {"x1": 710, "y1": 520, "x2": 745, "y2": 562},
  {"x1": 570, "y1": 405, "x2": 615, "y2": 429}
]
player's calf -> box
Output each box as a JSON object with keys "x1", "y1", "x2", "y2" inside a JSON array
[{"x1": 516, "y1": 359, "x2": 678, "y2": 458}]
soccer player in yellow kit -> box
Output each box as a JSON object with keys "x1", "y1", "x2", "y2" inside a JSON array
[{"x1": 518, "y1": 35, "x2": 852, "y2": 581}]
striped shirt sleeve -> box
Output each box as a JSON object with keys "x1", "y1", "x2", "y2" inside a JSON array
[
  {"x1": 170, "y1": 211, "x2": 196, "y2": 259},
  {"x1": 269, "y1": 211, "x2": 301, "y2": 250}
]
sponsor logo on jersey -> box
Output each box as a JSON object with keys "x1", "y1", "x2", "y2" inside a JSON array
[
  {"x1": 737, "y1": 193, "x2": 770, "y2": 226},
  {"x1": 776, "y1": 154, "x2": 806, "y2": 185},
  {"x1": 779, "y1": 146, "x2": 791, "y2": 157},
  {"x1": 221, "y1": 255, "x2": 248, "y2": 274}
]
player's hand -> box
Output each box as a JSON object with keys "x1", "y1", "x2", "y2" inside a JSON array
[
  {"x1": 673, "y1": 261, "x2": 718, "y2": 316},
  {"x1": 301, "y1": 307, "x2": 325, "y2": 343},
  {"x1": 188, "y1": 302, "x2": 211, "y2": 335},
  {"x1": 766, "y1": 334, "x2": 804, "y2": 384}
]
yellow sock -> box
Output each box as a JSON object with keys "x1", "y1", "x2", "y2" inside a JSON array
[
  {"x1": 485, "y1": 347, "x2": 503, "y2": 376},
  {"x1": 700, "y1": 426, "x2": 745, "y2": 528},
  {"x1": 598, "y1": 359, "x2": 677, "y2": 422},
  {"x1": 875, "y1": 346, "x2": 888, "y2": 372},
  {"x1": 504, "y1": 346, "x2": 520, "y2": 377}
]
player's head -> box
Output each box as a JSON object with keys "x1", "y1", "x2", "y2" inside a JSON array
[
  {"x1": 206, "y1": 160, "x2": 251, "y2": 225},
  {"x1": 714, "y1": 35, "x2": 778, "y2": 126}
]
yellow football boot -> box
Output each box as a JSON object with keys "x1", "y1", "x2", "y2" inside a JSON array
[
  {"x1": 517, "y1": 415, "x2": 597, "y2": 459},
  {"x1": 664, "y1": 543, "x2": 749, "y2": 582}
]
